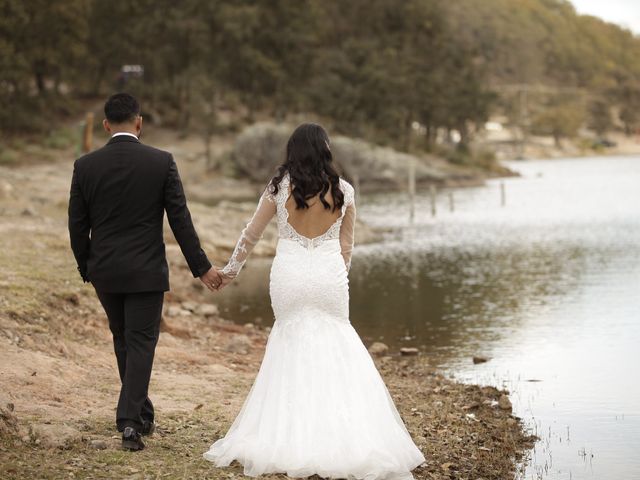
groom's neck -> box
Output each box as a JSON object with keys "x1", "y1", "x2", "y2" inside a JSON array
[{"x1": 110, "y1": 126, "x2": 138, "y2": 137}]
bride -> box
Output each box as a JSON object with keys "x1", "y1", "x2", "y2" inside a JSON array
[{"x1": 203, "y1": 123, "x2": 425, "y2": 479}]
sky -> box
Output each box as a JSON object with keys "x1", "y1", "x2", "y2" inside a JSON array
[{"x1": 570, "y1": 0, "x2": 640, "y2": 34}]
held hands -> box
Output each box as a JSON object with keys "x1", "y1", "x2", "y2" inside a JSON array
[
  {"x1": 200, "y1": 267, "x2": 222, "y2": 292},
  {"x1": 217, "y1": 272, "x2": 233, "y2": 291},
  {"x1": 199, "y1": 267, "x2": 234, "y2": 292}
]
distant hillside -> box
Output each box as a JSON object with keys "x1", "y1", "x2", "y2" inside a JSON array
[{"x1": 2, "y1": 0, "x2": 639, "y2": 157}]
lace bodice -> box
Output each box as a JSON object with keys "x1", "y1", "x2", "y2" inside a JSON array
[{"x1": 221, "y1": 174, "x2": 356, "y2": 278}]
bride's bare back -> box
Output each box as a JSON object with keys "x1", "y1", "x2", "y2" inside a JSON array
[
  {"x1": 221, "y1": 174, "x2": 356, "y2": 278},
  {"x1": 285, "y1": 185, "x2": 341, "y2": 239}
]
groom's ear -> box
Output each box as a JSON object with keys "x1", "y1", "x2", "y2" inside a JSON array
[{"x1": 103, "y1": 119, "x2": 111, "y2": 134}]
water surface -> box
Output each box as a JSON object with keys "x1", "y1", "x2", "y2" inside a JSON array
[{"x1": 216, "y1": 155, "x2": 640, "y2": 479}]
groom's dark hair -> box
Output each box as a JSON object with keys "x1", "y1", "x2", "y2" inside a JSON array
[{"x1": 104, "y1": 93, "x2": 140, "y2": 124}]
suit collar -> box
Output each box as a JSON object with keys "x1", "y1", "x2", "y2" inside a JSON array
[{"x1": 107, "y1": 135, "x2": 141, "y2": 146}]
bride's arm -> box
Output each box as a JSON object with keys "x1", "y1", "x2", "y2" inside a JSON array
[
  {"x1": 339, "y1": 201, "x2": 356, "y2": 272},
  {"x1": 220, "y1": 187, "x2": 276, "y2": 281}
]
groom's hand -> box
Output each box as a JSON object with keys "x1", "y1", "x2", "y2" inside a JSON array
[{"x1": 200, "y1": 267, "x2": 222, "y2": 292}]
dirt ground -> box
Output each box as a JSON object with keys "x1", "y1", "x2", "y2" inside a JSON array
[{"x1": 0, "y1": 135, "x2": 535, "y2": 479}]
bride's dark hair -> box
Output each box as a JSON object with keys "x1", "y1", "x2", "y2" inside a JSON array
[{"x1": 270, "y1": 123, "x2": 344, "y2": 212}]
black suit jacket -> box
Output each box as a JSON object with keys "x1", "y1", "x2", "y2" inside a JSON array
[{"x1": 68, "y1": 135, "x2": 212, "y2": 293}]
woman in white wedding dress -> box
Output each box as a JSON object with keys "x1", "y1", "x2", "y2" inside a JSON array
[{"x1": 203, "y1": 124, "x2": 425, "y2": 479}]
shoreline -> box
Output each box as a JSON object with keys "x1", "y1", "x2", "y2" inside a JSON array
[{"x1": 0, "y1": 154, "x2": 536, "y2": 478}]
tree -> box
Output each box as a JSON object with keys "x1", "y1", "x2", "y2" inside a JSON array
[
  {"x1": 531, "y1": 100, "x2": 585, "y2": 147},
  {"x1": 587, "y1": 98, "x2": 613, "y2": 137}
]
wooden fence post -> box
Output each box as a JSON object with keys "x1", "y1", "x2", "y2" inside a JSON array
[{"x1": 82, "y1": 112, "x2": 94, "y2": 153}]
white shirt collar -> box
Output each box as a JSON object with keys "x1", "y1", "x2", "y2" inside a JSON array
[{"x1": 111, "y1": 132, "x2": 138, "y2": 139}]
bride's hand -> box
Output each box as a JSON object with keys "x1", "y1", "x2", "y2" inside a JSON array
[{"x1": 216, "y1": 272, "x2": 234, "y2": 291}]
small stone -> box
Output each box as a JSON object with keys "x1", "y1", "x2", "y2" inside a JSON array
[
  {"x1": 64, "y1": 293, "x2": 80, "y2": 305},
  {"x1": 400, "y1": 347, "x2": 419, "y2": 356},
  {"x1": 225, "y1": 334, "x2": 252, "y2": 355},
  {"x1": 498, "y1": 394, "x2": 512, "y2": 411},
  {"x1": 244, "y1": 323, "x2": 254, "y2": 329},
  {"x1": 441, "y1": 462, "x2": 456, "y2": 471},
  {"x1": 166, "y1": 305, "x2": 190, "y2": 317},
  {"x1": 196, "y1": 304, "x2": 219, "y2": 317},
  {"x1": 21, "y1": 207, "x2": 37, "y2": 216},
  {"x1": 472, "y1": 356, "x2": 490, "y2": 364},
  {"x1": 0, "y1": 181, "x2": 13, "y2": 199},
  {"x1": 368, "y1": 342, "x2": 389, "y2": 356},
  {"x1": 89, "y1": 439, "x2": 107, "y2": 450},
  {"x1": 181, "y1": 301, "x2": 197, "y2": 312}
]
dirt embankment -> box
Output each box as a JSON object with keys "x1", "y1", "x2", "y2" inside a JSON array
[{"x1": 0, "y1": 138, "x2": 535, "y2": 479}]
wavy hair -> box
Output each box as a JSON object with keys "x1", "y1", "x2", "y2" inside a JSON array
[{"x1": 270, "y1": 123, "x2": 344, "y2": 212}]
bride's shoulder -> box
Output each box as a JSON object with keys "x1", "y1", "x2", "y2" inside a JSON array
[
  {"x1": 264, "y1": 174, "x2": 288, "y2": 202},
  {"x1": 339, "y1": 177, "x2": 353, "y2": 190},
  {"x1": 339, "y1": 177, "x2": 355, "y2": 204}
]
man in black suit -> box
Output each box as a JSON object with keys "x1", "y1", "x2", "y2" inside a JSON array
[{"x1": 68, "y1": 93, "x2": 221, "y2": 451}]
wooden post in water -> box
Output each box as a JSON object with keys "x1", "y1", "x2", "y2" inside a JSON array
[
  {"x1": 82, "y1": 112, "x2": 94, "y2": 153},
  {"x1": 430, "y1": 184, "x2": 437, "y2": 217},
  {"x1": 448, "y1": 191, "x2": 454, "y2": 212},
  {"x1": 408, "y1": 159, "x2": 416, "y2": 224},
  {"x1": 500, "y1": 181, "x2": 506, "y2": 207}
]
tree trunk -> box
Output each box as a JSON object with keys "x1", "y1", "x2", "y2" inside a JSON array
[{"x1": 35, "y1": 71, "x2": 46, "y2": 95}]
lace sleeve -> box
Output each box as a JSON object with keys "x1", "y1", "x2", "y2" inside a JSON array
[
  {"x1": 339, "y1": 180, "x2": 356, "y2": 271},
  {"x1": 221, "y1": 187, "x2": 276, "y2": 278}
]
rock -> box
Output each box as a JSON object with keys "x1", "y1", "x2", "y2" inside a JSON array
[
  {"x1": 400, "y1": 347, "x2": 419, "y2": 356},
  {"x1": 31, "y1": 424, "x2": 81, "y2": 449},
  {"x1": 498, "y1": 394, "x2": 512, "y2": 411},
  {"x1": 368, "y1": 342, "x2": 389, "y2": 356},
  {"x1": 0, "y1": 405, "x2": 19, "y2": 436},
  {"x1": 441, "y1": 462, "x2": 456, "y2": 472},
  {"x1": 225, "y1": 334, "x2": 252, "y2": 354},
  {"x1": 244, "y1": 323, "x2": 254, "y2": 329},
  {"x1": 21, "y1": 207, "x2": 37, "y2": 216},
  {"x1": 196, "y1": 303, "x2": 219, "y2": 317},
  {"x1": 89, "y1": 439, "x2": 108, "y2": 450},
  {"x1": 181, "y1": 301, "x2": 198, "y2": 312},
  {"x1": 472, "y1": 356, "x2": 490, "y2": 364},
  {"x1": 0, "y1": 181, "x2": 13, "y2": 199},
  {"x1": 64, "y1": 293, "x2": 80, "y2": 305},
  {"x1": 166, "y1": 305, "x2": 190, "y2": 317}
]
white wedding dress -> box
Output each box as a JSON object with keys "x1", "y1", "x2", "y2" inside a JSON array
[{"x1": 203, "y1": 174, "x2": 425, "y2": 479}]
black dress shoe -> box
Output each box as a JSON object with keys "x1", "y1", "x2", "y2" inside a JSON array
[
  {"x1": 141, "y1": 421, "x2": 155, "y2": 436},
  {"x1": 122, "y1": 427, "x2": 145, "y2": 451}
]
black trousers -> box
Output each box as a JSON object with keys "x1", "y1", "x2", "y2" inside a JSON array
[{"x1": 96, "y1": 290, "x2": 164, "y2": 432}]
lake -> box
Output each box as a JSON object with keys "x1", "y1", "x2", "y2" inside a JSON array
[{"x1": 215, "y1": 155, "x2": 640, "y2": 479}]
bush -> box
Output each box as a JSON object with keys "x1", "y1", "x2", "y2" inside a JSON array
[
  {"x1": 0, "y1": 148, "x2": 19, "y2": 165},
  {"x1": 43, "y1": 127, "x2": 77, "y2": 150},
  {"x1": 231, "y1": 122, "x2": 447, "y2": 188}
]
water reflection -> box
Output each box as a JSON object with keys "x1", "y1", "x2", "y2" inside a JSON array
[{"x1": 215, "y1": 156, "x2": 640, "y2": 479}]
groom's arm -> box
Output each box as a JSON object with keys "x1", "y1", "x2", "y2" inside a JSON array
[
  {"x1": 68, "y1": 161, "x2": 91, "y2": 282},
  {"x1": 163, "y1": 154, "x2": 212, "y2": 278}
]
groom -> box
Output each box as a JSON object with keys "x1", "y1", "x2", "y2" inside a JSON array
[{"x1": 68, "y1": 93, "x2": 221, "y2": 451}]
